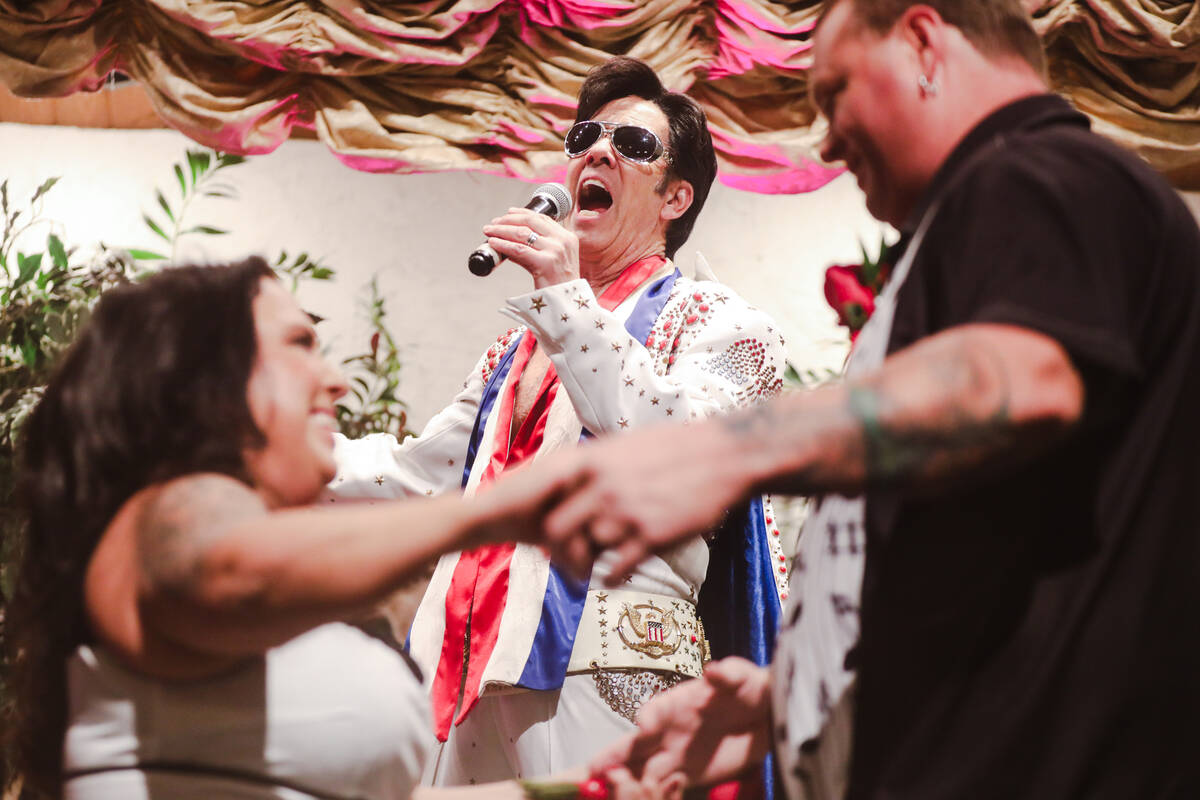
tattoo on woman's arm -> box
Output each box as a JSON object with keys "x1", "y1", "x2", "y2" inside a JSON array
[{"x1": 137, "y1": 475, "x2": 264, "y2": 594}]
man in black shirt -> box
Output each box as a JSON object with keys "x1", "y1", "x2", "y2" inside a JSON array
[{"x1": 541, "y1": 1, "x2": 1200, "y2": 797}]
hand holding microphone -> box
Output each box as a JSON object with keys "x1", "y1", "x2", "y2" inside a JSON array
[{"x1": 469, "y1": 183, "x2": 577, "y2": 287}]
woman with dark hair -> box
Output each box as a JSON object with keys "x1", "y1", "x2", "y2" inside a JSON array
[{"x1": 3, "y1": 257, "x2": 579, "y2": 800}]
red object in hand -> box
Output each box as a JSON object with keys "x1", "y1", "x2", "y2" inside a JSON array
[
  {"x1": 707, "y1": 781, "x2": 742, "y2": 800},
  {"x1": 824, "y1": 264, "x2": 876, "y2": 342},
  {"x1": 578, "y1": 777, "x2": 611, "y2": 800},
  {"x1": 683, "y1": 780, "x2": 743, "y2": 800}
]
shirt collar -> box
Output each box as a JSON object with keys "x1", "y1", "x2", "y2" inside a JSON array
[{"x1": 899, "y1": 93, "x2": 1090, "y2": 237}]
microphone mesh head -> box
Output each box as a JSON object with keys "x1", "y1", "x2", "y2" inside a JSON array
[{"x1": 532, "y1": 182, "x2": 572, "y2": 221}]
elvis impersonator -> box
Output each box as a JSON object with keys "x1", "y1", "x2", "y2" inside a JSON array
[{"x1": 327, "y1": 57, "x2": 790, "y2": 789}]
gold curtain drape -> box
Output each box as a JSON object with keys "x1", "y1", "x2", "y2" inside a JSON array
[
  {"x1": 1032, "y1": 0, "x2": 1200, "y2": 186},
  {"x1": 1, "y1": 0, "x2": 1196, "y2": 191}
]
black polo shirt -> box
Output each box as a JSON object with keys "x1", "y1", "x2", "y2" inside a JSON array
[{"x1": 850, "y1": 95, "x2": 1200, "y2": 799}]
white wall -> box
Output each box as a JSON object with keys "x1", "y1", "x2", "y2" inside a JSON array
[
  {"x1": 7, "y1": 122, "x2": 885, "y2": 427},
  {"x1": 8, "y1": 123, "x2": 1198, "y2": 428}
]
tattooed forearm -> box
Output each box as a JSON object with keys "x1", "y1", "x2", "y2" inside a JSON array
[
  {"x1": 848, "y1": 352, "x2": 1012, "y2": 483},
  {"x1": 721, "y1": 401, "x2": 785, "y2": 439},
  {"x1": 843, "y1": 326, "x2": 1079, "y2": 487},
  {"x1": 744, "y1": 325, "x2": 1082, "y2": 495}
]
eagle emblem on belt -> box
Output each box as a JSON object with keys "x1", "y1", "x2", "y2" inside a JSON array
[{"x1": 617, "y1": 602, "x2": 682, "y2": 658}]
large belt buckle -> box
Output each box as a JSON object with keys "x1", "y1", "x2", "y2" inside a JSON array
[{"x1": 616, "y1": 601, "x2": 684, "y2": 659}]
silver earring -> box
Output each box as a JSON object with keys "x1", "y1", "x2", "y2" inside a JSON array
[{"x1": 918, "y1": 74, "x2": 940, "y2": 98}]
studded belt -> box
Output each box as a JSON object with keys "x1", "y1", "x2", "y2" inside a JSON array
[{"x1": 567, "y1": 589, "x2": 710, "y2": 678}]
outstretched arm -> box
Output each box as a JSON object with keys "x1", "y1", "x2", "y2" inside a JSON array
[
  {"x1": 86, "y1": 464, "x2": 581, "y2": 678},
  {"x1": 324, "y1": 334, "x2": 511, "y2": 502},
  {"x1": 547, "y1": 323, "x2": 1084, "y2": 578}
]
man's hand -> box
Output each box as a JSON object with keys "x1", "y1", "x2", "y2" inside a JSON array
[
  {"x1": 484, "y1": 207, "x2": 581, "y2": 288},
  {"x1": 543, "y1": 419, "x2": 756, "y2": 583},
  {"x1": 470, "y1": 456, "x2": 593, "y2": 550},
  {"x1": 546, "y1": 323, "x2": 1086, "y2": 584},
  {"x1": 590, "y1": 658, "x2": 774, "y2": 792}
]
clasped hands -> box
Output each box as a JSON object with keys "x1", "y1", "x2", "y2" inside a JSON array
[{"x1": 502, "y1": 416, "x2": 753, "y2": 586}]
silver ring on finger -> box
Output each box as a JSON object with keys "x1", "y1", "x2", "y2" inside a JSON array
[{"x1": 526, "y1": 231, "x2": 539, "y2": 247}]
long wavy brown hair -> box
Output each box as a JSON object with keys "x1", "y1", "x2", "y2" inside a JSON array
[{"x1": 2, "y1": 257, "x2": 275, "y2": 797}]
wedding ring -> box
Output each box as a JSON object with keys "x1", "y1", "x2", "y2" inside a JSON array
[{"x1": 526, "y1": 231, "x2": 539, "y2": 247}]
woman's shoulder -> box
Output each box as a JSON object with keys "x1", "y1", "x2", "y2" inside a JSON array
[
  {"x1": 84, "y1": 472, "x2": 266, "y2": 678},
  {"x1": 105, "y1": 472, "x2": 263, "y2": 550},
  {"x1": 138, "y1": 472, "x2": 263, "y2": 518}
]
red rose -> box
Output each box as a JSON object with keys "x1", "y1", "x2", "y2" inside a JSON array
[{"x1": 824, "y1": 264, "x2": 876, "y2": 342}]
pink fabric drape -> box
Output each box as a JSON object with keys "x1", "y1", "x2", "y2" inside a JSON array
[{"x1": 1, "y1": 0, "x2": 1194, "y2": 190}]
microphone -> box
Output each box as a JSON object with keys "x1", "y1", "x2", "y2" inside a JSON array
[{"x1": 468, "y1": 182, "x2": 573, "y2": 276}]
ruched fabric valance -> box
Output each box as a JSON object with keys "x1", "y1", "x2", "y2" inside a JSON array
[
  {"x1": 1, "y1": 1, "x2": 1196, "y2": 191},
  {"x1": 1031, "y1": 0, "x2": 1200, "y2": 187}
]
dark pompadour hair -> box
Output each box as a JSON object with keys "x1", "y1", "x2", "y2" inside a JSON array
[{"x1": 575, "y1": 57, "x2": 718, "y2": 259}]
